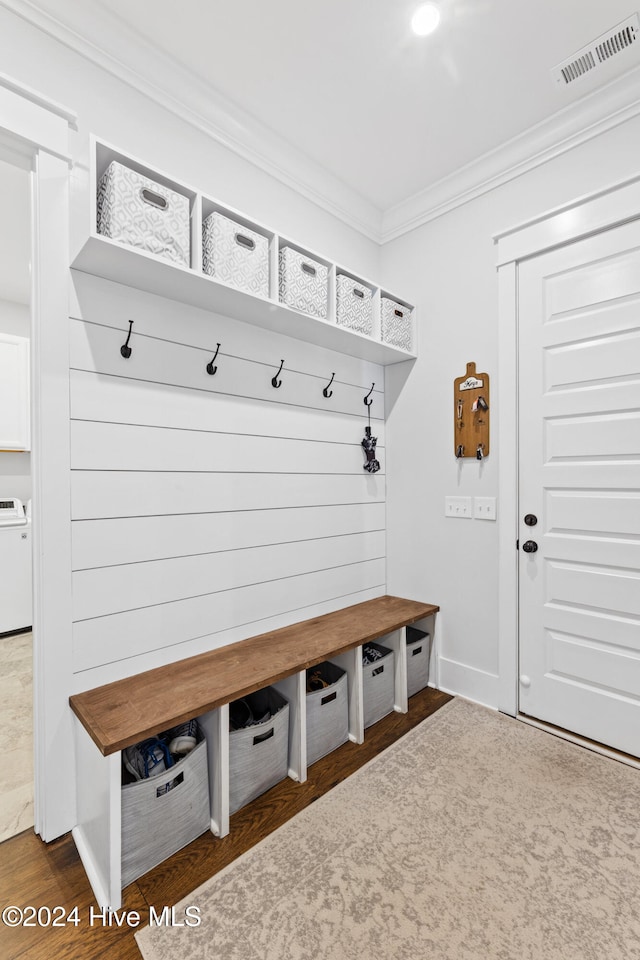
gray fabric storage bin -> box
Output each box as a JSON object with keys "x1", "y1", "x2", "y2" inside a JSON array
[
  {"x1": 306, "y1": 661, "x2": 349, "y2": 766},
  {"x1": 229, "y1": 687, "x2": 289, "y2": 814},
  {"x1": 362, "y1": 642, "x2": 395, "y2": 729},
  {"x1": 121, "y1": 730, "x2": 209, "y2": 888},
  {"x1": 406, "y1": 627, "x2": 432, "y2": 698},
  {"x1": 97, "y1": 160, "x2": 190, "y2": 267}
]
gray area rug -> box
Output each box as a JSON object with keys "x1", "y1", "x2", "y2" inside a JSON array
[{"x1": 136, "y1": 698, "x2": 640, "y2": 960}]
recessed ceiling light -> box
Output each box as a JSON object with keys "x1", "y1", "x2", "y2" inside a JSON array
[{"x1": 411, "y1": 2, "x2": 441, "y2": 36}]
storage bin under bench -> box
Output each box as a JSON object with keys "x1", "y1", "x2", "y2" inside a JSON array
[{"x1": 70, "y1": 594, "x2": 439, "y2": 911}]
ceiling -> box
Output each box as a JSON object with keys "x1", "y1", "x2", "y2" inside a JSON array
[{"x1": 8, "y1": 1, "x2": 640, "y2": 236}]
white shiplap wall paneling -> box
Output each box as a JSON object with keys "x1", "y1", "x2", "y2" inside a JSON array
[
  {"x1": 70, "y1": 370, "x2": 385, "y2": 445},
  {"x1": 71, "y1": 472, "x2": 384, "y2": 520},
  {"x1": 72, "y1": 503, "x2": 385, "y2": 570},
  {"x1": 69, "y1": 273, "x2": 384, "y2": 399},
  {"x1": 73, "y1": 561, "x2": 386, "y2": 673},
  {"x1": 69, "y1": 273, "x2": 388, "y2": 689},
  {"x1": 70, "y1": 320, "x2": 384, "y2": 421},
  {"x1": 72, "y1": 532, "x2": 386, "y2": 621}
]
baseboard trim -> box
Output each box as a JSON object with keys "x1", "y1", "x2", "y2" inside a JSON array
[{"x1": 437, "y1": 657, "x2": 499, "y2": 710}]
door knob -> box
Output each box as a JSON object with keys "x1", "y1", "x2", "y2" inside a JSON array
[
  {"x1": 522, "y1": 540, "x2": 538, "y2": 553},
  {"x1": 524, "y1": 514, "x2": 537, "y2": 526}
]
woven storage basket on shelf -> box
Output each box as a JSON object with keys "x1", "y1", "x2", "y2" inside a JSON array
[
  {"x1": 97, "y1": 160, "x2": 190, "y2": 267},
  {"x1": 306, "y1": 661, "x2": 349, "y2": 766},
  {"x1": 121, "y1": 727, "x2": 209, "y2": 888},
  {"x1": 362, "y1": 642, "x2": 395, "y2": 729},
  {"x1": 380, "y1": 297, "x2": 413, "y2": 352},
  {"x1": 406, "y1": 626, "x2": 432, "y2": 698},
  {"x1": 202, "y1": 211, "x2": 269, "y2": 297},
  {"x1": 335, "y1": 275, "x2": 373, "y2": 335},
  {"x1": 279, "y1": 246, "x2": 328, "y2": 318},
  {"x1": 229, "y1": 686, "x2": 289, "y2": 814}
]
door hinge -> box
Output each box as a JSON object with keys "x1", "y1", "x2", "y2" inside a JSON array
[{"x1": 516, "y1": 539, "x2": 519, "y2": 550}]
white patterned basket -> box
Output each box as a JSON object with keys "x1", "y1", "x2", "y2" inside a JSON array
[
  {"x1": 380, "y1": 297, "x2": 413, "y2": 352},
  {"x1": 121, "y1": 731, "x2": 209, "y2": 888},
  {"x1": 336, "y1": 275, "x2": 373, "y2": 335},
  {"x1": 202, "y1": 212, "x2": 269, "y2": 297},
  {"x1": 279, "y1": 246, "x2": 328, "y2": 318},
  {"x1": 97, "y1": 161, "x2": 190, "y2": 267}
]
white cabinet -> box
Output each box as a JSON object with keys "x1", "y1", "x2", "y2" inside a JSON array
[{"x1": 0, "y1": 333, "x2": 30, "y2": 451}]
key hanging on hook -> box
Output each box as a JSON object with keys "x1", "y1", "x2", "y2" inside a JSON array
[
  {"x1": 456, "y1": 444, "x2": 464, "y2": 459},
  {"x1": 271, "y1": 359, "x2": 284, "y2": 388},
  {"x1": 206, "y1": 343, "x2": 221, "y2": 376},
  {"x1": 476, "y1": 443, "x2": 484, "y2": 461},
  {"x1": 120, "y1": 320, "x2": 134, "y2": 359}
]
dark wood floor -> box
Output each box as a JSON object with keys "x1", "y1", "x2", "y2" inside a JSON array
[{"x1": 0, "y1": 687, "x2": 452, "y2": 960}]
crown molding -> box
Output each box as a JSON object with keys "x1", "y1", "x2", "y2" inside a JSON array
[
  {"x1": 381, "y1": 65, "x2": 640, "y2": 243},
  {"x1": 0, "y1": 0, "x2": 383, "y2": 241},
  {"x1": 3, "y1": 0, "x2": 640, "y2": 248}
]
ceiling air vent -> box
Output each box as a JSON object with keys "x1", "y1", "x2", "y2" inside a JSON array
[{"x1": 552, "y1": 13, "x2": 640, "y2": 86}]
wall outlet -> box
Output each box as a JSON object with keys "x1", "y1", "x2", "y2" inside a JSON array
[
  {"x1": 445, "y1": 496, "x2": 473, "y2": 518},
  {"x1": 474, "y1": 497, "x2": 497, "y2": 520}
]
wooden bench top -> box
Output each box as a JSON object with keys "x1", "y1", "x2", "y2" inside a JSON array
[{"x1": 70, "y1": 594, "x2": 439, "y2": 756}]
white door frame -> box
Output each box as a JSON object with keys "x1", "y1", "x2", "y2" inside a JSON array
[
  {"x1": 0, "y1": 73, "x2": 76, "y2": 840},
  {"x1": 495, "y1": 173, "x2": 640, "y2": 718}
]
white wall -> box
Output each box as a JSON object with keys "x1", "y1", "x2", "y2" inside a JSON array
[
  {"x1": 69, "y1": 274, "x2": 386, "y2": 692},
  {"x1": 0, "y1": 7, "x2": 388, "y2": 838},
  {"x1": 382, "y1": 111, "x2": 640, "y2": 708}
]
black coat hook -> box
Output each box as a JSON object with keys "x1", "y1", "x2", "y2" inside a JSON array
[
  {"x1": 323, "y1": 372, "x2": 335, "y2": 398},
  {"x1": 272, "y1": 359, "x2": 284, "y2": 388},
  {"x1": 363, "y1": 383, "x2": 375, "y2": 407},
  {"x1": 206, "y1": 343, "x2": 221, "y2": 376},
  {"x1": 120, "y1": 320, "x2": 134, "y2": 359}
]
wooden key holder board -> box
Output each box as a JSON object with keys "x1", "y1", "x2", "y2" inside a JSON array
[{"x1": 454, "y1": 362, "x2": 490, "y2": 459}]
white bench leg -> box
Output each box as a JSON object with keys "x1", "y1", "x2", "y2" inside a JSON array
[
  {"x1": 273, "y1": 671, "x2": 307, "y2": 783},
  {"x1": 200, "y1": 704, "x2": 229, "y2": 838},
  {"x1": 72, "y1": 716, "x2": 122, "y2": 910},
  {"x1": 329, "y1": 647, "x2": 364, "y2": 744}
]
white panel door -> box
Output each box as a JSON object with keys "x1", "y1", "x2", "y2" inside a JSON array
[{"x1": 518, "y1": 219, "x2": 640, "y2": 756}]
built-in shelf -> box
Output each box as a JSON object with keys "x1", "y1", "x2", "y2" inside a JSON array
[{"x1": 71, "y1": 137, "x2": 417, "y2": 367}]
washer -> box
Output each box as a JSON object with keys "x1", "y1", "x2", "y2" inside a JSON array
[{"x1": 0, "y1": 497, "x2": 32, "y2": 633}]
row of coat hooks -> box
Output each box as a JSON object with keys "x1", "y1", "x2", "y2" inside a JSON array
[{"x1": 120, "y1": 321, "x2": 376, "y2": 406}]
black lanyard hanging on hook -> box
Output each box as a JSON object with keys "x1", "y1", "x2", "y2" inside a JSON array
[{"x1": 362, "y1": 383, "x2": 380, "y2": 474}]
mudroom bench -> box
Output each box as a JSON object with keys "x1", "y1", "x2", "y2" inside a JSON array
[{"x1": 70, "y1": 594, "x2": 438, "y2": 909}]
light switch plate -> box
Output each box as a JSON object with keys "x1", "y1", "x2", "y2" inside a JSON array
[
  {"x1": 474, "y1": 496, "x2": 497, "y2": 520},
  {"x1": 445, "y1": 496, "x2": 473, "y2": 518}
]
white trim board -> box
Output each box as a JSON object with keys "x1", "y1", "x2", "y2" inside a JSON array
[
  {"x1": 4, "y1": 0, "x2": 640, "y2": 244},
  {"x1": 438, "y1": 657, "x2": 499, "y2": 711}
]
